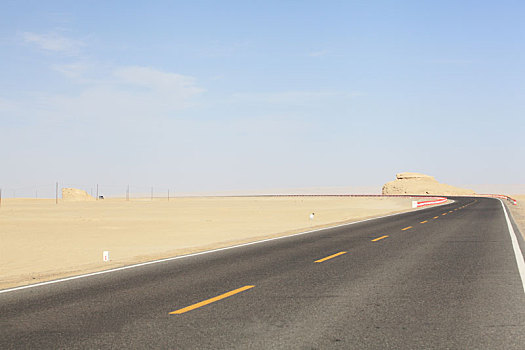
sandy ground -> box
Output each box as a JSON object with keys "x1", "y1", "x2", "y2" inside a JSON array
[
  {"x1": 509, "y1": 195, "x2": 525, "y2": 240},
  {"x1": 0, "y1": 196, "x2": 424, "y2": 290}
]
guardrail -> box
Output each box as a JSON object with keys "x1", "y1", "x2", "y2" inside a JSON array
[
  {"x1": 411, "y1": 197, "x2": 448, "y2": 208},
  {"x1": 211, "y1": 193, "x2": 518, "y2": 206},
  {"x1": 217, "y1": 194, "x2": 452, "y2": 209},
  {"x1": 468, "y1": 194, "x2": 518, "y2": 205}
]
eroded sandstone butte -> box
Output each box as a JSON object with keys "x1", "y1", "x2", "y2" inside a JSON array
[{"x1": 382, "y1": 172, "x2": 475, "y2": 196}]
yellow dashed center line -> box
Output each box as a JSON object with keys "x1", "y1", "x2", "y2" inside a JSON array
[
  {"x1": 168, "y1": 200, "x2": 480, "y2": 317},
  {"x1": 371, "y1": 235, "x2": 389, "y2": 242},
  {"x1": 170, "y1": 285, "x2": 255, "y2": 315},
  {"x1": 315, "y1": 251, "x2": 347, "y2": 263}
]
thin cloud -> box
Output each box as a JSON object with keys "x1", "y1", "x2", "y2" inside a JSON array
[
  {"x1": 39, "y1": 65, "x2": 205, "y2": 123},
  {"x1": 113, "y1": 66, "x2": 205, "y2": 98},
  {"x1": 0, "y1": 97, "x2": 17, "y2": 112},
  {"x1": 52, "y1": 62, "x2": 90, "y2": 80},
  {"x1": 231, "y1": 90, "x2": 363, "y2": 104},
  {"x1": 308, "y1": 50, "x2": 329, "y2": 57},
  {"x1": 199, "y1": 40, "x2": 250, "y2": 58},
  {"x1": 427, "y1": 59, "x2": 473, "y2": 64},
  {"x1": 21, "y1": 32, "x2": 84, "y2": 55},
  {"x1": 1, "y1": 64, "x2": 206, "y2": 131}
]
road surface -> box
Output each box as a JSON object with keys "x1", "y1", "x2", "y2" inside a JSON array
[{"x1": 1, "y1": 197, "x2": 524, "y2": 349}]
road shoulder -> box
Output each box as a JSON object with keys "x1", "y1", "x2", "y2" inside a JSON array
[{"x1": 508, "y1": 195, "x2": 525, "y2": 240}]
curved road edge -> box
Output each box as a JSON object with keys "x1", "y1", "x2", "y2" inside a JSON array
[{"x1": 501, "y1": 199, "x2": 525, "y2": 293}]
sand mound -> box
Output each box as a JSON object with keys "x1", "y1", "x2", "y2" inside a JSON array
[
  {"x1": 62, "y1": 188, "x2": 95, "y2": 201},
  {"x1": 382, "y1": 172, "x2": 475, "y2": 196}
]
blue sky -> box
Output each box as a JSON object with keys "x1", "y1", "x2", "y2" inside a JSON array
[{"x1": 1, "y1": 1, "x2": 524, "y2": 196}]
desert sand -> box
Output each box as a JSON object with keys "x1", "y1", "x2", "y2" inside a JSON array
[
  {"x1": 382, "y1": 172, "x2": 475, "y2": 195},
  {"x1": 1, "y1": 196, "x2": 423, "y2": 289}
]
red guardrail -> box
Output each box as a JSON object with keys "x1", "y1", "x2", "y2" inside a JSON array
[
  {"x1": 467, "y1": 194, "x2": 518, "y2": 205},
  {"x1": 412, "y1": 197, "x2": 448, "y2": 208},
  {"x1": 218, "y1": 193, "x2": 518, "y2": 206}
]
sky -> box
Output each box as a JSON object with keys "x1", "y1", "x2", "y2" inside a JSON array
[{"x1": 1, "y1": 0, "x2": 524, "y2": 197}]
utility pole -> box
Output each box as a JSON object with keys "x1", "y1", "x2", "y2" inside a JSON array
[
  {"x1": 168, "y1": 189, "x2": 170, "y2": 202},
  {"x1": 55, "y1": 182, "x2": 58, "y2": 204},
  {"x1": 126, "y1": 185, "x2": 130, "y2": 201},
  {"x1": 96, "y1": 184, "x2": 99, "y2": 200},
  {"x1": 151, "y1": 187, "x2": 153, "y2": 201}
]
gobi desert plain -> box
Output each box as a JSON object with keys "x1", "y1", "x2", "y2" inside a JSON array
[{"x1": 1, "y1": 173, "x2": 523, "y2": 290}]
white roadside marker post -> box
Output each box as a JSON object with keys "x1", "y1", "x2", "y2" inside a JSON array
[
  {"x1": 103, "y1": 251, "x2": 110, "y2": 262},
  {"x1": 412, "y1": 201, "x2": 418, "y2": 208},
  {"x1": 309, "y1": 213, "x2": 315, "y2": 220}
]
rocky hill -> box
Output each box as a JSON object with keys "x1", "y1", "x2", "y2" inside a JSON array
[
  {"x1": 382, "y1": 172, "x2": 475, "y2": 196},
  {"x1": 62, "y1": 188, "x2": 95, "y2": 201}
]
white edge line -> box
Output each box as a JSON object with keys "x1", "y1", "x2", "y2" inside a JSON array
[
  {"x1": 0, "y1": 199, "x2": 453, "y2": 295},
  {"x1": 500, "y1": 199, "x2": 525, "y2": 294}
]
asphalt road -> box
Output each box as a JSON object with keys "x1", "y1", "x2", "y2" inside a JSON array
[{"x1": 1, "y1": 197, "x2": 524, "y2": 349}]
